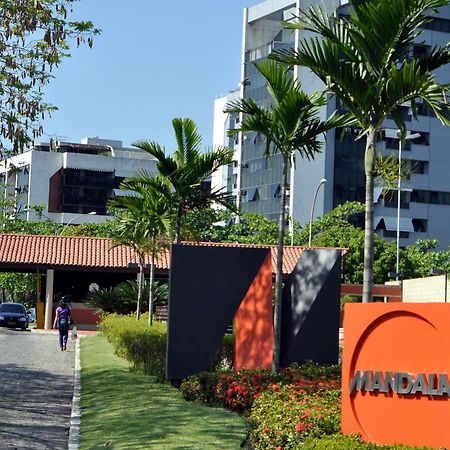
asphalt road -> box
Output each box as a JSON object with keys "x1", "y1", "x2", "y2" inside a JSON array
[{"x1": 0, "y1": 328, "x2": 74, "y2": 449}]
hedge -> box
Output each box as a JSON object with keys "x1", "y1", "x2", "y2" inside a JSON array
[{"x1": 100, "y1": 313, "x2": 235, "y2": 382}]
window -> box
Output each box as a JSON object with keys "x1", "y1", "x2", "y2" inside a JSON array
[
  {"x1": 246, "y1": 187, "x2": 259, "y2": 202},
  {"x1": 411, "y1": 189, "x2": 450, "y2": 205},
  {"x1": 272, "y1": 184, "x2": 281, "y2": 198},
  {"x1": 412, "y1": 219, "x2": 427, "y2": 232},
  {"x1": 410, "y1": 160, "x2": 428, "y2": 175},
  {"x1": 384, "y1": 230, "x2": 410, "y2": 238},
  {"x1": 421, "y1": 17, "x2": 450, "y2": 33},
  {"x1": 410, "y1": 131, "x2": 430, "y2": 146}
]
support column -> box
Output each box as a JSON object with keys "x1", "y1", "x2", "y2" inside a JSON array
[{"x1": 44, "y1": 269, "x2": 54, "y2": 330}]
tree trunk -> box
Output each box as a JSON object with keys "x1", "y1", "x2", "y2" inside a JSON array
[
  {"x1": 136, "y1": 255, "x2": 144, "y2": 320},
  {"x1": 148, "y1": 243, "x2": 155, "y2": 327},
  {"x1": 175, "y1": 204, "x2": 183, "y2": 244},
  {"x1": 362, "y1": 128, "x2": 377, "y2": 303},
  {"x1": 273, "y1": 154, "x2": 289, "y2": 372}
]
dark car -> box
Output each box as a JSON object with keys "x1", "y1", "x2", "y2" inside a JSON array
[{"x1": 0, "y1": 303, "x2": 29, "y2": 330}]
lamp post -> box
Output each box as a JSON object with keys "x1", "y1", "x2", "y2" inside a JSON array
[
  {"x1": 60, "y1": 211, "x2": 96, "y2": 235},
  {"x1": 308, "y1": 178, "x2": 327, "y2": 248},
  {"x1": 395, "y1": 132, "x2": 421, "y2": 281}
]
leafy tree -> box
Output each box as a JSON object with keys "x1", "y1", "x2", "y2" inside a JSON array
[
  {"x1": 402, "y1": 239, "x2": 450, "y2": 279},
  {"x1": 272, "y1": 0, "x2": 450, "y2": 302},
  {"x1": 0, "y1": 272, "x2": 35, "y2": 303},
  {"x1": 109, "y1": 176, "x2": 172, "y2": 323},
  {"x1": 296, "y1": 201, "x2": 364, "y2": 246},
  {"x1": 132, "y1": 118, "x2": 235, "y2": 243},
  {"x1": 0, "y1": 0, "x2": 99, "y2": 155},
  {"x1": 225, "y1": 60, "x2": 351, "y2": 371}
]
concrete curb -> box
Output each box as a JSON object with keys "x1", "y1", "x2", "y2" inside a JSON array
[{"x1": 68, "y1": 337, "x2": 81, "y2": 450}]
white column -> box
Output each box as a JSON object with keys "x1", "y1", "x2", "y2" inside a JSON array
[{"x1": 44, "y1": 269, "x2": 54, "y2": 329}]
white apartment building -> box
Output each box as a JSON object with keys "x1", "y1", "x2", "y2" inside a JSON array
[
  {"x1": 215, "y1": 0, "x2": 450, "y2": 249},
  {"x1": 0, "y1": 137, "x2": 156, "y2": 224}
]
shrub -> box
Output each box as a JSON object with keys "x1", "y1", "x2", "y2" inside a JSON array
[
  {"x1": 179, "y1": 363, "x2": 341, "y2": 414},
  {"x1": 101, "y1": 313, "x2": 235, "y2": 382},
  {"x1": 249, "y1": 386, "x2": 341, "y2": 449},
  {"x1": 100, "y1": 313, "x2": 167, "y2": 381},
  {"x1": 301, "y1": 434, "x2": 437, "y2": 449},
  {"x1": 209, "y1": 333, "x2": 234, "y2": 371}
]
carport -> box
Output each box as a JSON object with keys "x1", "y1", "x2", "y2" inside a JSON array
[{"x1": 0, "y1": 234, "x2": 170, "y2": 329}]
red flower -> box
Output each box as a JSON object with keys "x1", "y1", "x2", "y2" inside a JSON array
[
  {"x1": 301, "y1": 410, "x2": 311, "y2": 420},
  {"x1": 295, "y1": 422, "x2": 307, "y2": 433}
]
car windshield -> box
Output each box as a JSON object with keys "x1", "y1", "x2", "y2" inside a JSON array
[{"x1": 0, "y1": 304, "x2": 25, "y2": 313}]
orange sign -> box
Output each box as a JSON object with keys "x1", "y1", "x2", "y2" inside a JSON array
[{"x1": 342, "y1": 303, "x2": 450, "y2": 448}]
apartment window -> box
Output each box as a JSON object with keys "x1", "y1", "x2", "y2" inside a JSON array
[
  {"x1": 410, "y1": 160, "x2": 428, "y2": 175},
  {"x1": 421, "y1": 17, "x2": 450, "y2": 33},
  {"x1": 247, "y1": 187, "x2": 259, "y2": 202},
  {"x1": 272, "y1": 184, "x2": 281, "y2": 198},
  {"x1": 384, "y1": 230, "x2": 410, "y2": 238},
  {"x1": 412, "y1": 219, "x2": 427, "y2": 232},
  {"x1": 385, "y1": 137, "x2": 411, "y2": 151},
  {"x1": 411, "y1": 189, "x2": 450, "y2": 205},
  {"x1": 410, "y1": 131, "x2": 430, "y2": 146},
  {"x1": 383, "y1": 191, "x2": 410, "y2": 209}
]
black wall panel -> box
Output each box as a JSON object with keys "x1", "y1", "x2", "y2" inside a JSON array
[
  {"x1": 166, "y1": 244, "x2": 270, "y2": 381},
  {"x1": 281, "y1": 248, "x2": 341, "y2": 366}
]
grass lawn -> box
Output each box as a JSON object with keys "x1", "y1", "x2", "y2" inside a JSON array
[{"x1": 80, "y1": 336, "x2": 248, "y2": 449}]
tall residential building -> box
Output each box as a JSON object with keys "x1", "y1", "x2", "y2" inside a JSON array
[
  {"x1": 216, "y1": 0, "x2": 450, "y2": 249},
  {"x1": 0, "y1": 137, "x2": 156, "y2": 224}
]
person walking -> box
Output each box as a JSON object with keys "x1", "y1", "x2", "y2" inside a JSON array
[{"x1": 53, "y1": 300, "x2": 73, "y2": 351}]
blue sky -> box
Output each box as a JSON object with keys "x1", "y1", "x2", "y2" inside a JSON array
[{"x1": 42, "y1": 1, "x2": 261, "y2": 151}]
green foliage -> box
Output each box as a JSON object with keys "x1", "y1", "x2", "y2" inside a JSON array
[
  {"x1": 84, "y1": 287, "x2": 130, "y2": 314},
  {"x1": 115, "y1": 279, "x2": 169, "y2": 309},
  {"x1": 101, "y1": 313, "x2": 234, "y2": 382},
  {"x1": 0, "y1": 0, "x2": 100, "y2": 155},
  {"x1": 132, "y1": 118, "x2": 235, "y2": 243},
  {"x1": 401, "y1": 240, "x2": 450, "y2": 279},
  {"x1": 0, "y1": 272, "x2": 35, "y2": 303},
  {"x1": 80, "y1": 336, "x2": 247, "y2": 449},
  {"x1": 249, "y1": 388, "x2": 341, "y2": 449},
  {"x1": 297, "y1": 201, "x2": 364, "y2": 245},
  {"x1": 221, "y1": 213, "x2": 281, "y2": 245},
  {"x1": 85, "y1": 280, "x2": 168, "y2": 315},
  {"x1": 300, "y1": 434, "x2": 434, "y2": 449},
  {"x1": 180, "y1": 364, "x2": 341, "y2": 414},
  {"x1": 209, "y1": 333, "x2": 234, "y2": 371},
  {"x1": 100, "y1": 313, "x2": 167, "y2": 381},
  {"x1": 59, "y1": 219, "x2": 121, "y2": 237}
]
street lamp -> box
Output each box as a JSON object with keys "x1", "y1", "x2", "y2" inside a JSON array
[
  {"x1": 395, "y1": 131, "x2": 421, "y2": 281},
  {"x1": 308, "y1": 178, "x2": 327, "y2": 248},
  {"x1": 60, "y1": 211, "x2": 96, "y2": 235}
]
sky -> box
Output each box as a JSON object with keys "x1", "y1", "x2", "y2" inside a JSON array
[{"x1": 41, "y1": 1, "x2": 262, "y2": 151}]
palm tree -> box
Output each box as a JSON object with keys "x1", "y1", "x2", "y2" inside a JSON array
[
  {"x1": 109, "y1": 176, "x2": 172, "y2": 323},
  {"x1": 271, "y1": 0, "x2": 450, "y2": 302},
  {"x1": 132, "y1": 118, "x2": 235, "y2": 243},
  {"x1": 225, "y1": 60, "x2": 352, "y2": 371}
]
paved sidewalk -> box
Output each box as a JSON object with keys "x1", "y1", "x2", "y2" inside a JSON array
[{"x1": 0, "y1": 329, "x2": 75, "y2": 449}]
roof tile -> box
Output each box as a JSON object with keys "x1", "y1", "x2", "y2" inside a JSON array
[{"x1": 0, "y1": 233, "x2": 344, "y2": 275}]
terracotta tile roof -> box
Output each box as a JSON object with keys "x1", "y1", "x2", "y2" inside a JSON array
[
  {"x1": 0, "y1": 234, "x2": 169, "y2": 272},
  {"x1": 0, "y1": 233, "x2": 345, "y2": 275}
]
